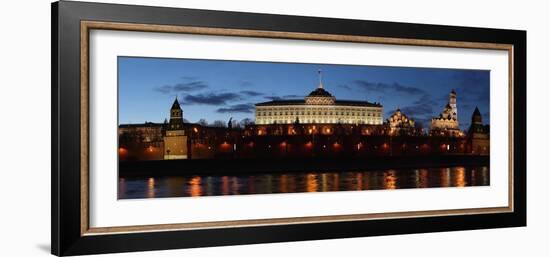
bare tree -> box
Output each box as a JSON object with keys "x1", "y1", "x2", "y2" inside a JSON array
[
  {"x1": 197, "y1": 119, "x2": 208, "y2": 126},
  {"x1": 239, "y1": 118, "x2": 254, "y2": 127},
  {"x1": 233, "y1": 120, "x2": 243, "y2": 129},
  {"x1": 212, "y1": 120, "x2": 226, "y2": 128}
]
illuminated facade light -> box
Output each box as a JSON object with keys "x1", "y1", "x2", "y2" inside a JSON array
[{"x1": 254, "y1": 72, "x2": 383, "y2": 125}]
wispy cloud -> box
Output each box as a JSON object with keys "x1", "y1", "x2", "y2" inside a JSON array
[
  {"x1": 239, "y1": 81, "x2": 254, "y2": 87},
  {"x1": 183, "y1": 92, "x2": 242, "y2": 105},
  {"x1": 413, "y1": 94, "x2": 438, "y2": 106},
  {"x1": 263, "y1": 94, "x2": 303, "y2": 101},
  {"x1": 264, "y1": 96, "x2": 282, "y2": 101},
  {"x1": 400, "y1": 104, "x2": 433, "y2": 117},
  {"x1": 337, "y1": 84, "x2": 353, "y2": 90},
  {"x1": 154, "y1": 77, "x2": 208, "y2": 94},
  {"x1": 240, "y1": 90, "x2": 264, "y2": 97},
  {"x1": 353, "y1": 80, "x2": 426, "y2": 96},
  {"x1": 216, "y1": 103, "x2": 255, "y2": 114},
  {"x1": 173, "y1": 81, "x2": 208, "y2": 91}
]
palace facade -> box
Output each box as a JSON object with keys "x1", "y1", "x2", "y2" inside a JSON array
[{"x1": 255, "y1": 72, "x2": 383, "y2": 125}]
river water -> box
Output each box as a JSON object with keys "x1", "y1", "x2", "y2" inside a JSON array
[{"x1": 118, "y1": 166, "x2": 489, "y2": 199}]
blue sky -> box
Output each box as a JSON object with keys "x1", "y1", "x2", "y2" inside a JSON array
[{"x1": 118, "y1": 57, "x2": 490, "y2": 130}]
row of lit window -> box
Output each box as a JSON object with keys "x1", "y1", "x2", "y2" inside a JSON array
[
  {"x1": 258, "y1": 107, "x2": 381, "y2": 112},
  {"x1": 257, "y1": 119, "x2": 382, "y2": 124},
  {"x1": 257, "y1": 111, "x2": 381, "y2": 117}
]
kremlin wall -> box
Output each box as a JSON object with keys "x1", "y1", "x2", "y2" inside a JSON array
[{"x1": 118, "y1": 79, "x2": 490, "y2": 161}]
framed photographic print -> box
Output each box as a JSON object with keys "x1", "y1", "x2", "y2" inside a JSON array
[{"x1": 51, "y1": 1, "x2": 526, "y2": 256}]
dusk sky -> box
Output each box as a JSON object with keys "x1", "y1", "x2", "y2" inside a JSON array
[{"x1": 118, "y1": 57, "x2": 490, "y2": 130}]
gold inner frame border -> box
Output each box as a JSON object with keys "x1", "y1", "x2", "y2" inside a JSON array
[{"x1": 79, "y1": 20, "x2": 514, "y2": 236}]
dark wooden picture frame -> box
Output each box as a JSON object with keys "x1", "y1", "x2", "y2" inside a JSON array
[{"x1": 52, "y1": 1, "x2": 526, "y2": 256}]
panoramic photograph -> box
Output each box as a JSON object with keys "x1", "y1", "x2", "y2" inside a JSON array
[{"x1": 117, "y1": 57, "x2": 490, "y2": 199}]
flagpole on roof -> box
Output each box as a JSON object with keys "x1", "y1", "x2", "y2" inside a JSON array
[{"x1": 318, "y1": 69, "x2": 323, "y2": 89}]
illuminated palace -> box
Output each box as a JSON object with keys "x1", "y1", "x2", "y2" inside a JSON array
[
  {"x1": 255, "y1": 71, "x2": 383, "y2": 125},
  {"x1": 118, "y1": 80, "x2": 490, "y2": 161}
]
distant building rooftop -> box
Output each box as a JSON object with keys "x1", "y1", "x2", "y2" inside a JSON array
[
  {"x1": 255, "y1": 99, "x2": 382, "y2": 107},
  {"x1": 119, "y1": 122, "x2": 164, "y2": 128}
]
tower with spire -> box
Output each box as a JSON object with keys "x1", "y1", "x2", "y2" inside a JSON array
[
  {"x1": 471, "y1": 106, "x2": 483, "y2": 126},
  {"x1": 467, "y1": 106, "x2": 489, "y2": 155},
  {"x1": 163, "y1": 97, "x2": 188, "y2": 159},
  {"x1": 449, "y1": 89, "x2": 458, "y2": 121},
  {"x1": 168, "y1": 97, "x2": 184, "y2": 130},
  {"x1": 430, "y1": 89, "x2": 461, "y2": 137}
]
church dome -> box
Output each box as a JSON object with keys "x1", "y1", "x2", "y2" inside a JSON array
[{"x1": 307, "y1": 87, "x2": 334, "y2": 97}]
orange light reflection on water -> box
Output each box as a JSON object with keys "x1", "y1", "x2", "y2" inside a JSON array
[
  {"x1": 221, "y1": 176, "x2": 229, "y2": 195},
  {"x1": 384, "y1": 170, "x2": 397, "y2": 189},
  {"x1": 188, "y1": 176, "x2": 202, "y2": 197},
  {"x1": 118, "y1": 165, "x2": 490, "y2": 199},
  {"x1": 147, "y1": 177, "x2": 155, "y2": 198},
  {"x1": 280, "y1": 174, "x2": 288, "y2": 193},
  {"x1": 455, "y1": 167, "x2": 466, "y2": 187},
  {"x1": 306, "y1": 173, "x2": 318, "y2": 192}
]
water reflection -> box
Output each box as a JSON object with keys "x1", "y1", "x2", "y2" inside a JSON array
[
  {"x1": 188, "y1": 176, "x2": 202, "y2": 197},
  {"x1": 147, "y1": 177, "x2": 155, "y2": 198},
  {"x1": 221, "y1": 176, "x2": 229, "y2": 195},
  {"x1": 280, "y1": 174, "x2": 288, "y2": 193},
  {"x1": 231, "y1": 177, "x2": 239, "y2": 195},
  {"x1": 321, "y1": 173, "x2": 328, "y2": 192},
  {"x1": 333, "y1": 173, "x2": 339, "y2": 191},
  {"x1": 415, "y1": 169, "x2": 429, "y2": 188},
  {"x1": 306, "y1": 173, "x2": 318, "y2": 192},
  {"x1": 455, "y1": 167, "x2": 466, "y2": 187},
  {"x1": 384, "y1": 170, "x2": 397, "y2": 190},
  {"x1": 205, "y1": 176, "x2": 213, "y2": 196},
  {"x1": 356, "y1": 173, "x2": 363, "y2": 191},
  {"x1": 441, "y1": 168, "x2": 451, "y2": 188},
  {"x1": 119, "y1": 165, "x2": 490, "y2": 199}
]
